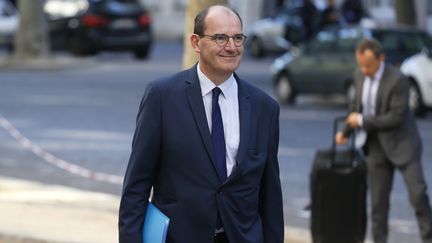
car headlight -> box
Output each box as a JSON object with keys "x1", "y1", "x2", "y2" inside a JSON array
[{"x1": 270, "y1": 53, "x2": 294, "y2": 74}]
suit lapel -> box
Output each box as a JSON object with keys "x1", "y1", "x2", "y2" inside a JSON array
[
  {"x1": 375, "y1": 66, "x2": 390, "y2": 114},
  {"x1": 355, "y1": 72, "x2": 365, "y2": 112},
  {"x1": 185, "y1": 67, "x2": 217, "y2": 169}
]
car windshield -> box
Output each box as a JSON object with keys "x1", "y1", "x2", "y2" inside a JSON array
[
  {"x1": 92, "y1": 0, "x2": 143, "y2": 14},
  {"x1": 305, "y1": 29, "x2": 337, "y2": 53},
  {"x1": 372, "y1": 30, "x2": 430, "y2": 53},
  {"x1": 44, "y1": 0, "x2": 89, "y2": 19}
]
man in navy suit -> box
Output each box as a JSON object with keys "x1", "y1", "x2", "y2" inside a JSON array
[{"x1": 119, "y1": 5, "x2": 284, "y2": 243}]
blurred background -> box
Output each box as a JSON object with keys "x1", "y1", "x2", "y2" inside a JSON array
[{"x1": 0, "y1": 0, "x2": 432, "y2": 242}]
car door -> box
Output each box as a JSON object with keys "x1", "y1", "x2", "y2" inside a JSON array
[
  {"x1": 328, "y1": 27, "x2": 359, "y2": 93},
  {"x1": 288, "y1": 28, "x2": 338, "y2": 94}
]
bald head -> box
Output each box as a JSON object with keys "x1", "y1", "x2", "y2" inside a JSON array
[{"x1": 193, "y1": 5, "x2": 242, "y2": 36}]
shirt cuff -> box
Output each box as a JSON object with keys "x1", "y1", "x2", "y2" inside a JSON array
[{"x1": 358, "y1": 114, "x2": 363, "y2": 127}]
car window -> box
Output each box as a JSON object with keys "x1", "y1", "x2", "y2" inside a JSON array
[
  {"x1": 337, "y1": 27, "x2": 360, "y2": 52},
  {"x1": 373, "y1": 31, "x2": 399, "y2": 51},
  {"x1": 400, "y1": 32, "x2": 429, "y2": 52},
  {"x1": 307, "y1": 29, "x2": 337, "y2": 53},
  {"x1": 424, "y1": 34, "x2": 432, "y2": 52},
  {"x1": 373, "y1": 30, "x2": 428, "y2": 53},
  {"x1": 93, "y1": 0, "x2": 143, "y2": 14}
]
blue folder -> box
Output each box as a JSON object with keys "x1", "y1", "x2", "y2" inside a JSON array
[{"x1": 142, "y1": 202, "x2": 170, "y2": 243}]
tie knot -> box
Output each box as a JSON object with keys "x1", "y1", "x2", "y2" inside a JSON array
[{"x1": 212, "y1": 87, "x2": 222, "y2": 99}]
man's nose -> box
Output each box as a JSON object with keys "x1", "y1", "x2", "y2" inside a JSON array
[{"x1": 224, "y1": 38, "x2": 236, "y2": 49}]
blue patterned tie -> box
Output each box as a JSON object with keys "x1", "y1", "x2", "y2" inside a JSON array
[{"x1": 211, "y1": 87, "x2": 227, "y2": 182}]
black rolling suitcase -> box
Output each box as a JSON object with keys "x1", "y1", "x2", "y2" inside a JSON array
[{"x1": 310, "y1": 117, "x2": 367, "y2": 243}]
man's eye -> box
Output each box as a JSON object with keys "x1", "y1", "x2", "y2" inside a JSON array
[
  {"x1": 214, "y1": 35, "x2": 227, "y2": 41},
  {"x1": 233, "y1": 35, "x2": 243, "y2": 41}
]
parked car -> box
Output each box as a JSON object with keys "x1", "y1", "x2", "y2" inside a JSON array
[
  {"x1": 400, "y1": 48, "x2": 432, "y2": 116},
  {"x1": 246, "y1": 3, "x2": 319, "y2": 58},
  {"x1": 270, "y1": 24, "x2": 432, "y2": 107},
  {"x1": 44, "y1": 0, "x2": 152, "y2": 59},
  {"x1": 0, "y1": 0, "x2": 18, "y2": 51}
]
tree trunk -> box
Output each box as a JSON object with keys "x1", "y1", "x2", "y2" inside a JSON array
[
  {"x1": 14, "y1": 0, "x2": 50, "y2": 59},
  {"x1": 395, "y1": 0, "x2": 416, "y2": 26},
  {"x1": 182, "y1": 0, "x2": 228, "y2": 69}
]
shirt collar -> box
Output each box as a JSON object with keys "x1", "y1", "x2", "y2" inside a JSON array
[
  {"x1": 197, "y1": 63, "x2": 235, "y2": 97},
  {"x1": 371, "y1": 61, "x2": 385, "y2": 82}
]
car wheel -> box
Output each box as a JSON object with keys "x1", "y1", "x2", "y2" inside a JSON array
[
  {"x1": 275, "y1": 73, "x2": 296, "y2": 104},
  {"x1": 134, "y1": 48, "x2": 150, "y2": 60},
  {"x1": 248, "y1": 37, "x2": 264, "y2": 58},
  {"x1": 408, "y1": 81, "x2": 426, "y2": 116}
]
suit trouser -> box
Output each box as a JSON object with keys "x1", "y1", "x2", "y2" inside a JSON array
[{"x1": 366, "y1": 134, "x2": 432, "y2": 243}]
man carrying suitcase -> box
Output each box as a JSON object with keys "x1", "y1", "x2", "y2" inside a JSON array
[{"x1": 335, "y1": 38, "x2": 432, "y2": 243}]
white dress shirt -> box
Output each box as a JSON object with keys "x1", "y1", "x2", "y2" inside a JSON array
[
  {"x1": 355, "y1": 62, "x2": 385, "y2": 148},
  {"x1": 197, "y1": 64, "x2": 240, "y2": 177},
  {"x1": 361, "y1": 62, "x2": 384, "y2": 118}
]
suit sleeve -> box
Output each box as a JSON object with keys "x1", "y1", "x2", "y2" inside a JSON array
[
  {"x1": 119, "y1": 82, "x2": 162, "y2": 243},
  {"x1": 260, "y1": 102, "x2": 284, "y2": 243},
  {"x1": 363, "y1": 75, "x2": 409, "y2": 132}
]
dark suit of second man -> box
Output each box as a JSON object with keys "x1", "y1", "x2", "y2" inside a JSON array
[{"x1": 336, "y1": 39, "x2": 432, "y2": 243}]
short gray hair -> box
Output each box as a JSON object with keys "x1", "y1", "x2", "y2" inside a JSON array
[{"x1": 193, "y1": 5, "x2": 243, "y2": 36}]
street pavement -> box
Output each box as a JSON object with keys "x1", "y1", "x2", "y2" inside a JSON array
[
  {"x1": 0, "y1": 176, "x2": 119, "y2": 243},
  {"x1": 0, "y1": 176, "x2": 310, "y2": 243}
]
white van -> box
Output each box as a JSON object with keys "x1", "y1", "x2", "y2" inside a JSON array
[
  {"x1": 0, "y1": 0, "x2": 18, "y2": 50},
  {"x1": 401, "y1": 48, "x2": 432, "y2": 116}
]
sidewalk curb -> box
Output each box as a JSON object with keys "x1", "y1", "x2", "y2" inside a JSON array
[
  {"x1": 0, "y1": 234, "x2": 49, "y2": 243},
  {"x1": 0, "y1": 176, "x2": 310, "y2": 243},
  {"x1": 0, "y1": 177, "x2": 119, "y2": 243},
  {"x1": 0, "y1": 56, "x2": 97, "y2": 71}
]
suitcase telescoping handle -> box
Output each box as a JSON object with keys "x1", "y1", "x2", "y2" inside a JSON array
[{"x1": 331, "y1": 116, "x2": 356, "y2": 164}]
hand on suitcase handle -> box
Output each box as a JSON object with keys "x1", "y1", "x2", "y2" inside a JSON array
[
  {"x1": 346, "y1": 112, "x2": 362, "y2": 129},
  {"x1": 335, "y1": 132, "x2": 348, "y2": 145},
  {"x1": 332, "y1": 116, "x2": 356, "y2": 149},
  {"x1": 331, "y1": 116, "x2": 358, "y2": 166}
]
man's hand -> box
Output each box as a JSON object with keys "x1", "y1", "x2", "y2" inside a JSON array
[
  {"x1": 335, "y1": 131, "x2": 348, "y2": 145},
  {"x1": 346, "y1": 112, "x2": 361, "y2": 128}
]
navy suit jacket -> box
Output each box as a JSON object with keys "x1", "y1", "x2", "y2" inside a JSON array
[{"x1": 119, "y1": 65, "x2": 284, "y2": 243}]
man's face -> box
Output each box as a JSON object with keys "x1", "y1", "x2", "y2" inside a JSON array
[
  {"x1": 193, "y1": 8, "x2": 244, "y2": 81},
  {"x1": 355, "y1": 49, "x2": 384, "y2": 78}
]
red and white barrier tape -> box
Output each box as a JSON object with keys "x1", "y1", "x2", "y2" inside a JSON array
[{"x1": 0, "y1": 113, "x2": 123, "y2": 185}]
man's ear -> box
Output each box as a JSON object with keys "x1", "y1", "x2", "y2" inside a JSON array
[{"x1": 190, "y1": 34, "x2": 201, "y2": 53}]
